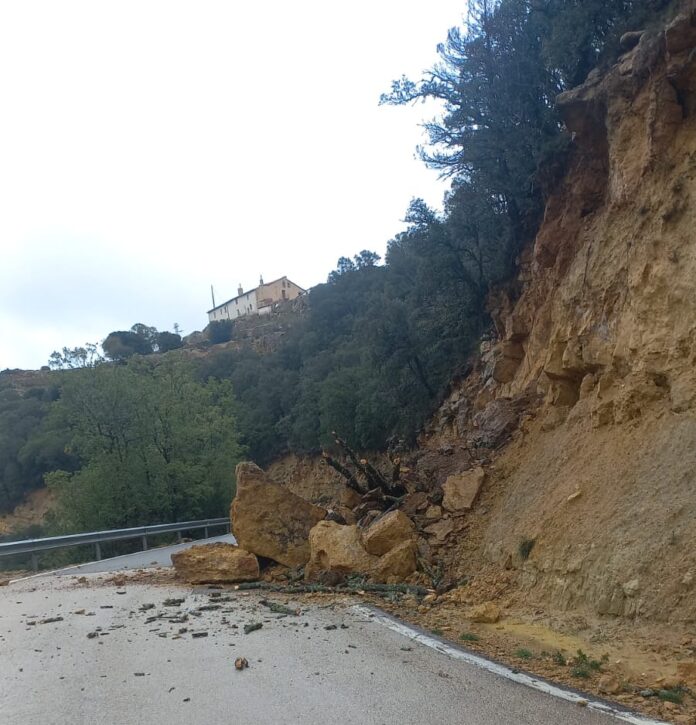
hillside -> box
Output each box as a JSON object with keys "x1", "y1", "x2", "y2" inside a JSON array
[
  {"x1": 426, "y1": 6, "x2": 696, "y2": 623},
  {"x1": 395, "y1": 10, "x2": 696, "y2": 715}
]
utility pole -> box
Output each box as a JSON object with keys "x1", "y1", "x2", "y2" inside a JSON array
[{"x1": 210, "y1": 284, "x2": 216, "y2": 309}]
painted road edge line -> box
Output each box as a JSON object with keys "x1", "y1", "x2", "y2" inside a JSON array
[{"x1": 352, "y1": 604, "x2": 668, "y2": 725}]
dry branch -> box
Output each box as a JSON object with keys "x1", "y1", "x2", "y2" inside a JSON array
[
  {"x1": 322, "y1": 451, "x2": 367, "y2": 494},
  {"x1": 235, "y1": 581, "x2": 430, "y2": 597}
]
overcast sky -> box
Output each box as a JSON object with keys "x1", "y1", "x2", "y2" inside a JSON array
[{"x1": 0, "y1": 1, "x2": 466, "y2": 370}]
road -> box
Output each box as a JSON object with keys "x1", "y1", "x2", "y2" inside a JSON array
[{"x1": 0, "y1": 574, "x2": 662, "y2": 725}]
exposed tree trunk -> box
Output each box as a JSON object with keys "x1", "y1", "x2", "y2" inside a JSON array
[{"x1": 322, "y1": 452, "x2": 367, "y2": 494}]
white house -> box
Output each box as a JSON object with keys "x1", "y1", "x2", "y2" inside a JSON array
[{"x1": 207, "y1": 275, "x2": 305, "y2": 323}]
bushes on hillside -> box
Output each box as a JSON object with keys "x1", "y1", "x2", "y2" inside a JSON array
[{"x1": 206, "y1": 319, "x2": 234, "y2": 344}]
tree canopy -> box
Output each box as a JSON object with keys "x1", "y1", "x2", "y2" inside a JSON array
[{"x1": 46, "y1": 358, "x2": 243, "y2": 532}]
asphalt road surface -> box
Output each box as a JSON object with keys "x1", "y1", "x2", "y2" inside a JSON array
[{"x1": 0, "y1": 575, "x2": 662, "y2": 725}]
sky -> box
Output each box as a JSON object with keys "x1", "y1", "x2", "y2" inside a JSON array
[{"x1": 0, "y1": 1, "x2": 467, "y2": 370}]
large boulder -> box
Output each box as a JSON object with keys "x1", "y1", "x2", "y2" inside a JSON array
[
  {"x1": 372, "y1": 540, "x2": 418, "y2": 582},
  {"x1": 231, "y1": 462, "x2": 326, "y2": 567},
  {"x1": 305, "y1": 521, "x2": 378, "y2": 580},
  {"x1": 171, "y1": 543, "x2": 259, "y2": 584},
  {"x1": 361, "y1": 510, "x2": 416, "y2": 556},
  {"x1": 442, "y1": 467, "x2": 485, "y2": 512}
]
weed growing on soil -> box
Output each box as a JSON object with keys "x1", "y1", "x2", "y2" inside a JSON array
[
  {"x1": 658, "y1": 688, "x2": 684, "y2": 704},
  {"x1": 459, "y1": 632, "x2": 479, "y2": 642},
  {"x1": 518, "y1": 539, "x2": 535, "y2": 560},
  {"x1": 570, "y1": 649, "x2": 605, "y2": 678},
  {"x1": 515, "y1": 648, "x2": 534, "y2": 660}
]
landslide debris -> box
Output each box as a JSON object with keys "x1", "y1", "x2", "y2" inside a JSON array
[
  {"x1": 171, "y1": 543, "x2": 259, "y2": 584},
  {"x1": 231, "y1": 462, "x2": 326, "y2": 567}
]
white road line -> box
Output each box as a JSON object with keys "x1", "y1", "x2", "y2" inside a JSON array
[{"x1": 352, "y1": 604, "x2": 668, "y2": 725}]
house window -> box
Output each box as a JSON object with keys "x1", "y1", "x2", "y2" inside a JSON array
[{"x1": 282, "y1": 289, "x2": 287, "y2": 299}]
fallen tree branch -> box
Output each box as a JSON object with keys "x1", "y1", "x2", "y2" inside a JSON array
[
  {"x1": 322, "y1": 451, "x2": 367, "y2": 494},
  {"x1": 259, "y1": 599, "x2": 299, "y2": 615},
  {"x1": 234, "y1": 581, "x2": 430, "y2": 597},
  {"x1": 388, "y1": 453, "x2": 401, "y2": 484},
  {"x1": 360, "y1": 456, "x2": 392, "y2": 493}
]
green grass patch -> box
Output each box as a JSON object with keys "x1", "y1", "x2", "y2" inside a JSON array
[
  {"x1": 515, "y1": 648, "x2": 534, "y2": 660},
  {"x1": 552, "y1": 650, "x2": 567, "y2": 666},
  {"x1": 658, "y1": 688, "x2": 684, "y2": 704},
  {"x1": 570, "y1": 649, "x2": 605, "y2": 678},
  {"x1": 459, "y1": 632, "x2": 479, "y2": 642}
]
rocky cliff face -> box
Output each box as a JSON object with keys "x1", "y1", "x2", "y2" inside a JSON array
[{"x1": 425, "y1": 7, "x2": 696, "y2": 623}]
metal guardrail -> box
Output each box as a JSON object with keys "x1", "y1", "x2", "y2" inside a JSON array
[{"x1": 0, "y1": 517, "x2": 230, "y2": 571}]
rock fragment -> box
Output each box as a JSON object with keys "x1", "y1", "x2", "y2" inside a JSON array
[
  {"x1": 465, "y1": 602, "x2": 501, "y2": 623},
  {"x1": 234, "y1": 657, "x2": 249, "y2": 670},
  {"x1": 442, "y1": 467, "x2": 485, "y2": 512}
]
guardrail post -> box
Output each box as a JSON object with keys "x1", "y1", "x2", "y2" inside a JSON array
[
  {"x1": 141, "y1": 535, "x2": 148, "y2": 551},
  {"x1": 95, "y1": 542, "x2": 102, "y2": 560},
  {"x1": 204, "y1": 526, "x2": 209, "y2": 539},
  {"x1": 176, "y1": 531, "x2": 183, "y2": 543},
  {"x1": 31, "y1": 552, "x2": 38, "y2": 572}
]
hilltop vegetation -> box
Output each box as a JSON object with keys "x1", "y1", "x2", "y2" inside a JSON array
[{"x1": 0, "y1": 0, "x2": 672, "y2": 532}]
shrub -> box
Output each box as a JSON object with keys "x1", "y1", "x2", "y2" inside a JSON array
[
  {"x1": 571, "y1": 649, "x2": 604, "y2": 678},
  {"x1": 515, "y1": 648, "x2": 534, "y2": 660},
  {"x1": 552, "y1": 650, "x2": 567, "y2": 666},
  {"x1": 518, "y1": 538, "x2": 535, "y2": 560},
  {"x1": 207, "y1": 320, "x2": 234, "y2": 344},
  {"x1": 657, "y1": 688, "x2": 683, "y2": 704}
]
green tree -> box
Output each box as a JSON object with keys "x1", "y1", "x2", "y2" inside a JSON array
[
  {"x1": 328, "y1": 250, "x2": 381, "y2": 282},
  {"x1": 206, "y1": 319, "x2": 234, "y2": 344},
  {"x1": 102, "y1": 329, "x2": 153, "y2": 360},
  {"x1": 0, "y1": 381, "x2": 74, "y2": 512},
  {"x1": 382, "y1": 0, "x2": 563, "y2": 249},
  {"x1": 48, "y1": 343, "x2": 102, "y2": 370},
  {"x1": 536, "y1": 0, "x2": 672, "y2": 88},
  {"x1": 46, "y1": 357, "x2": 243, "y2": 532},
  {"x1": 155, "y1": 331, "x2": 183, "y2": 353}
]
